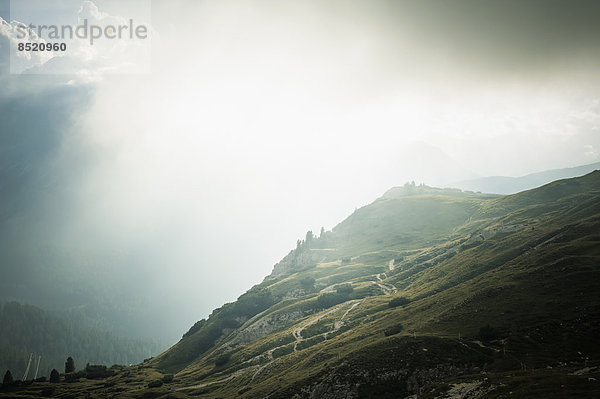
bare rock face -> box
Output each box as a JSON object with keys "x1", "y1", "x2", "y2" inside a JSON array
[
  {"x1": 282, "y1": 288, "x2": 309, "y2": 300},
  {"x1": 271, "y1": 248, "x2": 321, "y2": 276},
  {"x1": 289, "y1": 363, "x2": 477, "y2": 399},
  {"x1": 291, "y1": 374, "x2": 359, "y2": 399},
  {"x1": 230, "y1": 310, "x2": 306, "y2": 345}
]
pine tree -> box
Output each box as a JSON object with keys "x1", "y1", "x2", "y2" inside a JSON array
[
  {"x1": 65, "y1": 356, "x2": 75, "y2": 373},
  {"x1": 3, "y1": 370, "x2": 13, "y2": 385},
  {"x1": 49, "y1": 369, "x2": 60, "y2": 383},
  {"x1": 305, "y1": 230, "x2": 314, "y2": 244}
]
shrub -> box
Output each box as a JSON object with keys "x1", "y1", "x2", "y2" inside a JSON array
[
  {"x1": 272, "y1": 344, "x2": 294, "y2": 358},
  {"x1": 233, "y1": 287, "x2": 275, "y2": 318},
  {"x1": 162, "y1": 374, "x2": 174, "y2": 383},
  {"x1": 64, "y1": 371, "x2": 85, "y2": 382},
  {"x1": 316, "y1": 292, "x2": 348, "y2": 309},
  {"x1": 336, "y1": 284, "x2": 354, "y2": 295},
  {"x1": 384, "y1": 324, "x2": 403, "y2": 336},
  {"x1": 301, "y1": 322, "x2": 331, "y2": 339},
  {"x1": 85, "y1": 364, "x2": 112, "y2": 379},
  {"x1": 388, "y1": 297, "x2": 411, "y2": 308},
  {"x1": 214, "y1": 353, "x2": 231, "y2": 367},
  {"x1": 296, "y1": 335, "x2": 326, "y2": 350},
  {"x1": 148, "y1": 380, "x2": 163, "y2": 388}
]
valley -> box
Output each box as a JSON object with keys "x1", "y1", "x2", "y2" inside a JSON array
[{"x1": 1, "y1": 172, "x2": 599, "y2": 398}]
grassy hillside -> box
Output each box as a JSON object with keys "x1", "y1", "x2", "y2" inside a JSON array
[{"x1": 2, "y1": 172, "x2": 599, "y2": 398}]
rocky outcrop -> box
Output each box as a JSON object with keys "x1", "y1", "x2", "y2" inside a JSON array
[
  {"x1": 289, "y1": 363, "x2": 479, "y2": 399},
  {"x1": 229, "y1": 310, "x2": 306, "y2": 345},
  {"x1": 270, "y1": 248, "x2": 323, "y2": 276}
]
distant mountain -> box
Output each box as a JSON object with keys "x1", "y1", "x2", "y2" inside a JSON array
[
  {"x1": 450, "y1": 161, "x2": 600, "y2": 194},
  {"x1": 2, "y1": 172, "x2": 599, "y2": 398}
]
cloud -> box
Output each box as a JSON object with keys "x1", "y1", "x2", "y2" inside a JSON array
[
  {"x1": 0, "y1": 1, "x2": 151, "y2": 79},
  {"x1": 2, "y1": 0, "x2": 600, "y2": 342},
  {"x1": 0, "y1": 17, "x2": 54, "y2": 73}
]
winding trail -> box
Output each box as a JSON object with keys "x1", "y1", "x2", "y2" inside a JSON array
[
  {"x1": 177, "y1": 299, "x2": 365, "y2": 390},
  {"x1": 175, "y1": 259, "x2": 401, "y2": 391},
  {"x1": 176, "y1": 367, "x2": 255, "y2": 391},
  {"x1": 293, "y1": 303, "x2": 345, "y2": 351},
  {"x1": 252, "y1": 299, "x2": 364, "y2": 383},
  {"x1": 320, "y1": 259, "x2": 398, "y2": 295},
  {"x1": 374, "y1": 272, "x2": 397, "y2": 295}
]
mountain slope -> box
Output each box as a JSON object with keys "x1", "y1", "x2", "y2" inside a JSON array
[
  {"x1": 451, "y1": 162, "x2": 600, "y2": 194},
  {"x1": 2, "y1": 172, "x2": 599, "y2": 398}
]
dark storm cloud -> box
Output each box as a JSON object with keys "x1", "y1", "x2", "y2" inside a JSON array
[{"x1": 312, "y1": 0, "x2": 600, "y2": 79}]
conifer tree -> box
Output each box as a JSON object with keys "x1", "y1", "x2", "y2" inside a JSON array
[
  {"x1": 49, "y1": 369, "x2": 60, "y2": 383},
  {"x1": 65, "y1": 357, "x2": 75, "y2": 373},
  {"x1": 2, "y1": 370, "x2": 13, "y2": 385}
]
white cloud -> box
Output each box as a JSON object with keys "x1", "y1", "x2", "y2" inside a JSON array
[
  {"x1": 1, "y1": 1, "x2": 151, "y2": 79},
  {"x1": 3, "y1": 0, "x2": 600, "y2": 335},
  {"x1": 0, "y1": 17, "x2": 54, "y2": 73}
]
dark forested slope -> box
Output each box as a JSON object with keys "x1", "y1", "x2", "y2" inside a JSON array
[{"x1": 0, "y1": 301, "x2": 165, "y2": 380}]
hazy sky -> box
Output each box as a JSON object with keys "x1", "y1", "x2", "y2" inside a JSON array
[{"x1": 1, "y1": 0, "x2": 599, "y2": 341}]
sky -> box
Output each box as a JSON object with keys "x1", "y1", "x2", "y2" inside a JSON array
[{"x1": 1, "y1": 0, "x2": 599, "y2": 342}]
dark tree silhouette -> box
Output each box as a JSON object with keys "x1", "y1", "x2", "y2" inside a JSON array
[
  {"x1": 65, "y1": 356, "x2": 75, "y2": 373},
  {"x1": 49, "y1": 369, "x2": 60, "y2": 383},
  {"x1": 305, "y1": 230, "x2": 314, "y2": 243},
  {"x1": 2, "y1": 370, "x2": 13, "y2": 385}
]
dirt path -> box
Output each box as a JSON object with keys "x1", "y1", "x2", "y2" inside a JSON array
[
  {"x1": 249, "y1": 299, "x2": 364, "y2": 383},
  {"x1": 334, "y1": 300, "x2": 362, "y2": 329},
  {"x1": 178, "y1": 269, "x2": 401, "y2": 391},
  {"x1": 177, "y1": 298, "x2": 367, "y2": 391},
  {"x1": 176, "y1": 367, "x2": 255, "y2": 391},
  {"x1": 292, "y1": 304, "x2": 342, "y2": 351},
  {"x1": 374, "y1": 273, "x2": 397, "y2": 294}
]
